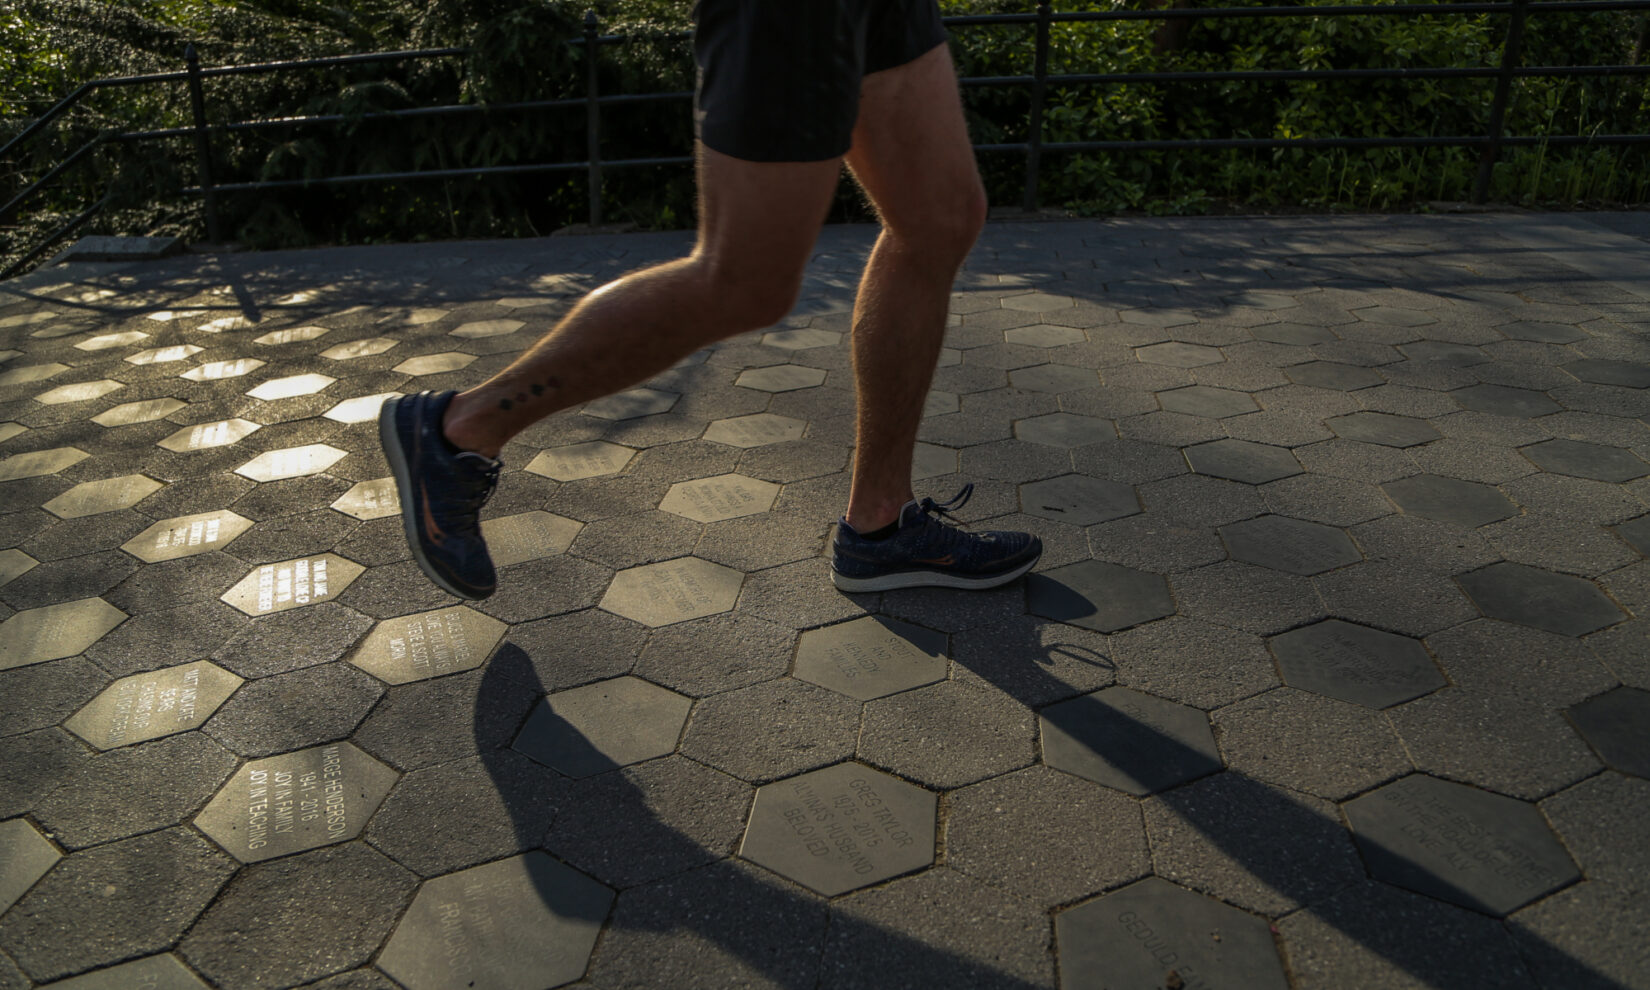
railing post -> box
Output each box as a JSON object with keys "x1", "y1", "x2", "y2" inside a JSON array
[
  {"x1": 1472, "y1": 0, "x2": 1528, "y2": 204},
  {"x1": 1024, "y1": 0, "x2": 1052, "y2": 212},
  {"x1": 184, "y1": 43, "x2": 223, "y2": 243},
  {"x1": 584, "y1": 10, "x2": 603, "y2": 228}
]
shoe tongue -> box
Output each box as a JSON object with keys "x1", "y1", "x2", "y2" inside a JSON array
[
  {"x1": 454, "y1": 450, "x2": 501, "y2": 471},
  {"x1": 898, "y1": 499, "x2": 926, "y2": 526}
]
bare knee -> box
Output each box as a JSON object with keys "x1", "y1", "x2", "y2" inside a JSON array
[
  {"x1": 883, "y1": 178, "x2": 988, "y2": 268},
  {"x1": 693, "y1": 252, "x2": 808, "y2": 331}
]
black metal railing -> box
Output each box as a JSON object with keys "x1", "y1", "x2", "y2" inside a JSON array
[{"x1": 4, "y1": 1, "x2": 1650, "y2": 278}]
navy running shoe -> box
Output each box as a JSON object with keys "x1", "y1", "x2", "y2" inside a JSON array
[
  {"x1": 830, "y1": 484, "x2": 1042, "y2": 592},
  {"x1": 379, "y1": 390, "x2": 501, "y2": 600}
]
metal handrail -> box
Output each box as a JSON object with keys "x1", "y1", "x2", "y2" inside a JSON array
[{"x1": 5, "y1": 1, "x2": 1650, "y2": 277}]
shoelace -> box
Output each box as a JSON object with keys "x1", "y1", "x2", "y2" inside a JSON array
[
  {"x1": 453, "y1": 452, "x2": 501, "y2": 512},
  {"x1": 916, "y1": 482, "x2": 973, "y2": 523}
]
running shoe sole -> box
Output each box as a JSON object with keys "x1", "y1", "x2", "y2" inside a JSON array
[{"x1": 830, "y1": 552, "x2": 1040, "y2": 593}]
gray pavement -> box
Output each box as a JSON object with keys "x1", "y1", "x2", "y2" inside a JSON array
[{"x1": 0, "y1": 212, "x2": 1647, "y2": 989}]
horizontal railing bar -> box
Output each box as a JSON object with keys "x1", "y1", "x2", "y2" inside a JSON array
[
  {"x1": 0, "y1": 194, "x2": 110, "y2": 280},
  {"x1": 977, "y1": 133, "x2": 1650, "y2": 153},
  {"x1": 181, "y1": 155, "x2": 696, "y2": 194},
  {"x1": 965, "y1": 64, "x2": 1650, "y2": 87},
  {"x1": 944, "y1": 0, "x2": 1650, "y2": 26},
  {"x1": 0, "y1": 136, "x2": 105, "y2": 223}
]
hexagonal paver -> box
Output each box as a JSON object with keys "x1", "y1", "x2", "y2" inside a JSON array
[
  {"x1": 1500, "y1": 320, "x2": 1585, "y2": 344},
  {"x1": 1004, "y1": 324, "x2": 1086, "y2": 348},
  {"x1": 1020, "y1": 474, "x2": 1138, "y2": 527},
  {"x1": 1400, "y1": 341, "x2": 1489, "y2": 366},
  {"x1": 320, "y1": 337, "x2": 397, "y2": 360},
  {"x1": 157, "y1": 418, "x2": 261, "y2": 452},
  {"x1": 0, "y1": 362, "x2": 67, "y2": 386},
  {"x1": 0, "y1": 598, "x2": 126, "y2": 671},
  {"x1": 377, "y1": 853, "x2": 612, "y2": 990},
  {"x1": 1222, "y1": 515, "x2": 1361, "y2": 576},
  {"x1": 221, "y1": 554, "x2": 365, "y2": 616},
  {"x1": 1458, "y1": 562, "x2": 1624, "y2": 636},
  {"x1": 1057, "y1": 878, "x2": 1288, "y2": 990},
  {"x1": 1009, "y1": 363, "x2": 1099, "y2": 393},
  {"x1": 659, "y1": 474, "x2": 779, "y2": 523},
  {"x1": 1344, "y1": 774, "x2": 1579, "y2": 916},
  {"x1": 331, "y1": 477, "x2": 399, "y2": 520},
  {"x1": 181, "y1": 358, "x2": 266, "y2": 381},
  {"x1": 1566, "y1": 687, "x2": 1650, "y2": 779},
  {"x1": 736, "y1": 365, "x2": 827, "y2": 392},
  {"x1": 513, "y1": 676, "x2": 691, "y2": 777},
  {"x1": 911, "y1": 443, "x2": 956, "y2": 480},
  {"x1": 704, "y1": 413, "x2": 806, "y2": 448},
  {"x1": 92, "y1": 397, "x2": 187, "y2": 427},
  {"x1": 481, "y1": 510, "x2": 581, "y2": 566},
  {"x1": 195, "y1": 742, "x2": 397, "y2": 863},
  {"x1": 1563, "y1": 358, "x2": 1650, "y2": 388},
  {"x1": 1253, "y1": 323, "x2": 1337, "y2": 345},
  {"x1": 43, "y1": 474, "x2": 163, "y2": 519},
  {"x1": 449, "y1": 318, "x2": 524, "y2": 338},
  {"x1": 762, "y1": 327, "x2": 841, "y2": 350},
  {"x1": 123, "y1": 510, "x2": 254, "y2": 562},
  {"x1": 0, "y1": 548, "x2": 37, "y2": 588},
  {"x1": 75, "y1": 330, "x2": 149, "y2": 351},
  {"x1": 1003, "y1": 292, "x2": 1074, "y2": 313},
  {"x1": 0, "y1": 422, "x2": 24, "y2": 445},
  {"x1": 347, "y1": 606, "x2": 507, "y2": 684},
  {"x1": 525, "y1": 441, "x2": 636, "y2": 481},
  {"x1": 1522, "y1": 439, "x2": 1650, "y2": 483},
  {"x1": 1286, "y1": 361, "x2": 1383, "y2": 390},
  {"x1": 794, "y1": 615, "x2": 948, "y2": 701},
  {"x1": 1383, "y1": 475, "x2": 1517, "y2": 528},
  {"x1": 324, "y1": 392, "x2": 400, "y2": 424},
  {"x1": 1185, "y1": 438, "x2": 1301, "y2": 484},
  {"x1": 1356, "y1": 306, "x2": 1436, "y2": 327},
  {"x1": 65, "y1": 661, "x2": 242, "y2": 749},
  {"x1": 125, "y1": 344, "x2": 203, "y2": 366},
  {"x1": 1158, "y1": 384, "x2": 1258, "y2": 419},
  {"x1": 1040, "y1": 687, "x2": 1221, "y2": 795},
  {"x1": 246, "y1": 373, "x2": 335, "y2": 400},
  {"x1": 197, "y1": 315, "x2": 254, "y2": 333},
  {"x1": 738, "y1": 762, "x2": 936, "y2": 897},
  {"x1": 1027, "y1": 560, "x2": 1173, "y2": 633},
  {"x1": 1136, "y1": 341, "x2": 1223, "y2": 367},
  {"x1": 26, "y1": 955, "x2": 207, "y2": 989},
  {"x1": 393, "y1": 351, "x2": 477, "y2": 376},
  {"x1": 1453, "y1": 384, "x2": 1562, "y2": 419},
  {"x1": 923, "y1": 390, "x2": 959, "y2": 417},
  {"x1": 234, "y1": 444, "x2": 348, "y2": 482},
  {"x1": 35, "y1": 379, "x2": 123, "y2": 405},
  {"x1": 582, "y1": 387, "x2": 679, "y2": 420},
  {"x1": 1270, "y1": 620, "x2": 1445, "y2": 708},
  {"x1": 1327, "y1": 411, "x2": 1441, "y2": 448},
  {"x1": 1016, "y1": 412, "x2": 1112, "y2": 448},
  {"x1": 1121, "y1": 309, "x2": 1197, "y2": 328},
  {"x1": 0, "y1": 818, "x2": 58, "y2": 915},
  {"x1": 0, "y1": 446, "x2": 89, "y2": 482},
  {"x1": 600, "y1": 558, "x2": 742, "y2": 627}
]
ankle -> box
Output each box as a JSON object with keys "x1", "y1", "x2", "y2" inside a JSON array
[
  {"x1": 441, "y1": 392, "x2": 504, "y2": 459},
  {"x1": 844, "y1": 498, "x2": 911, "y2": 535}
]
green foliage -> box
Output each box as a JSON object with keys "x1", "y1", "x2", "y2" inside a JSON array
[{"x1": 3, "y1": 0, "x2": 1648, "y2": 272}]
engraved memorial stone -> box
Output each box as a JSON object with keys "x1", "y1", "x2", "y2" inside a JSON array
[
  {"x1": 157, "y1": 418, "x2": 260, "y2": 452},
  {"x1": 794, "y1": 616, "x2": 948, "y2": 701},
  {"x1": 911, "y1": 443, "x2": 956, "y2": 480},
  {"x1": 0, "y1": 362, "x2": 69, "y2": 387},
  {"x1": 195, "y1": 742, "x2": 396, "y2": 863},
  {"x1": 349, "y1": 606, "x2": 506, "y2": 685},
  {"x1": 514, "y1": 676, "x2": 691, "y2": 777},
  {"x1": 1270, "y1": 620, "x2": 1444, "y2": 709},
  {"x1": 1056, "y1": 877, "x2": 1289, "y2": 990},
  {"x1": 599, "y1": 558, "x2": 743, "y2": 627},
  {"x1": 704, "y1": 413, "x2": 806, "y2": 448},
  {"x1": 0, "y1": 445, "x2": 87, "y2": 482},
  {"x1": 246, "y1": 373, "x2": 336, "y2": 401},
  {"x1": 39, "y1": 954, "x2": 210, "y2": 990},
  {"x1": 480, "y1": 511, "x2": 581, "y2": 566},
  {"x1": 582, "y1": 387, "x2": 679, "y2": 420},
  {"x1": 222, "y1": 554, "x2": 364, "y2": 616},
  {"x1": 235, "y1": 444, "x2": 348, "y2": 482},
  {"x1": 44, "y1": 475, "x2": 163, "y2": 519},
  {"x1": 659, "y1": 474, "x2": 779, "y2": 523},
  {"x1": 66, "y1": 661, "x2": 242, "y2": 750},
  {"x1": 1016, "y1": 413, "x2": 1112, "y2": 448},
  {"x1": 1027, "y1": 560, "x2": 1173, "y2": 633},
  {"x1": 1040, "y1": 687, "x2": 1221, "y2": 795},
  {"x1": 1221, "y1": 515, "x2": 1361, "y2": 576},
  {"x1": 736, "y1": 365, "x2": 827, "y2": 392},
  {"x1": 321, "y1": 337, "x2": 398, "y2": 360},
  {"x1": 34, "y1": 379, "x2": 123, "y2": 405},
  {"x1": 332, "y1": 477, "x2": 400, "y2": 520},
  {"x1": 92, "y1": 398, "x2": 186, "y2": 427},
  {"x1": 0, "y1": 818, "x2": 59, "y2": 914},
  {"x1": 0, "y1": 598, "x2": 126, "y2": 671},
  {"x1": 180, "y1": 358, "x2": 265, "y2": 381},
  {"x1": 450, "y1": 319, "x2": 524, "y2": 339},
  {"x1": 74, "y1": 330, "x2": 150, "y2": 351},
  {"x1": 378, "y1": 853, "x2": 613, "y2": 990},
  {"x1": 1020, "y1": 474, "x2": 1138, "y2": 527},
  {"x1": 123, "y1": 510, "x2": 253, "y2": 563},
  {"x1": 1344, "y1": 774, "x2": 1579, "y2": 916},
  {"x1": 394, "y1": 351, "x2": 476, "y2": 376},
  {"x1": 0, "y1": 548, "x2": 38, "y2": 588},
  {"x1": 739, "y1": 762, "x2": 936, "y2": 897},
  {"x1": 1566, "y1": 686, "x2": 1650, "y2": 779},
  {"x1": 324, "y1": 392, "x2": 401, "y2": 424},
  {"x1": 524, "y1": 441, "x2": 635, "y2": 481},
  {"x1": 125, "y1": 344, "x2": 203, "y2": 365}
]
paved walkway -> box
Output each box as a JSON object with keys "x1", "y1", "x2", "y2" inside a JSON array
[{"x1": 0, "y1": 213, "x2": 1647, "y2": 990}]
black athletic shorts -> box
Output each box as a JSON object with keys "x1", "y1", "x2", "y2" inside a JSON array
[{"x1": 692, "y1": 0, "x2": 949, "y2": 163}]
